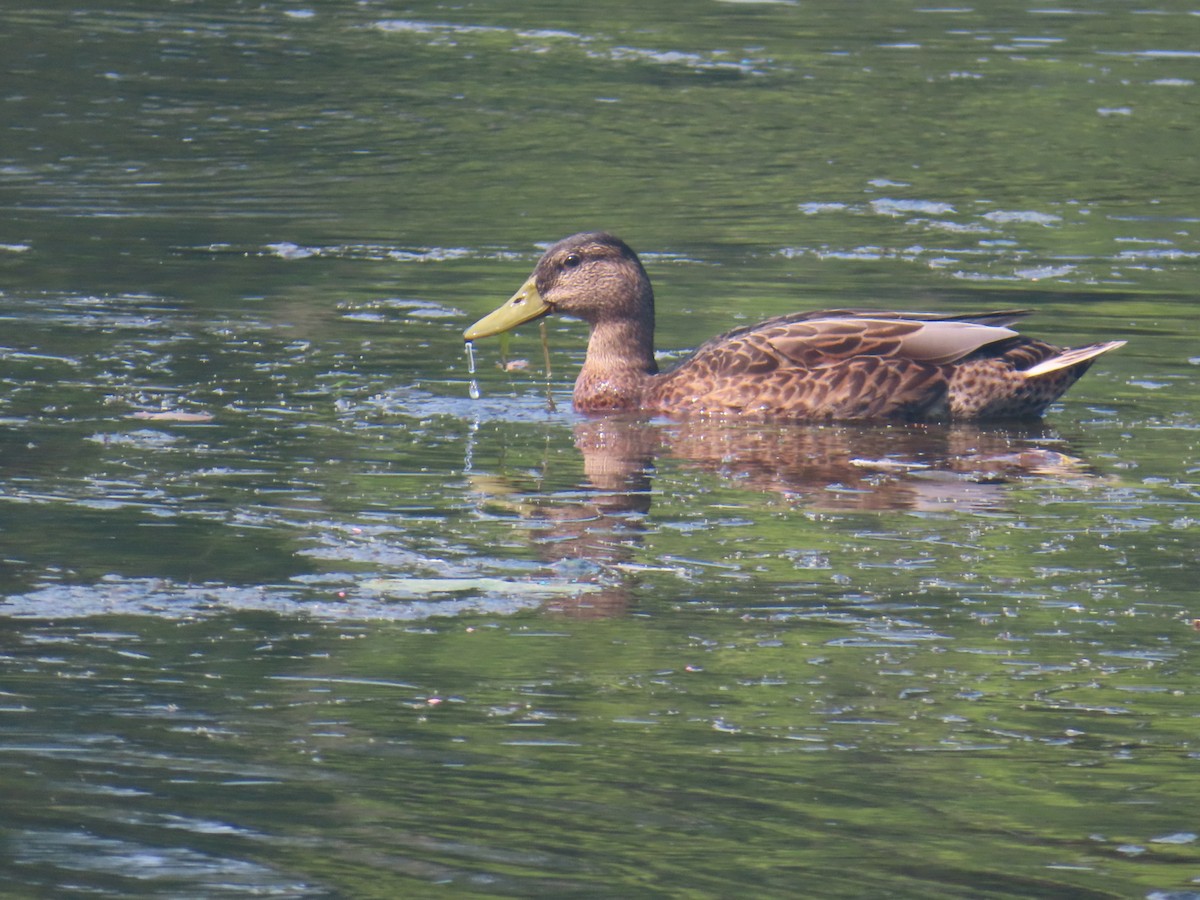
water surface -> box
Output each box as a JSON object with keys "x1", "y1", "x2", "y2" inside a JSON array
[{"x1": 2, "y1": 1, "x2": 1198, "y2": 897}]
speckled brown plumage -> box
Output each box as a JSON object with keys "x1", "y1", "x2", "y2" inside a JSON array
[{"x1": 464, "y1": 232, "x2": 1125, "y2": 422}]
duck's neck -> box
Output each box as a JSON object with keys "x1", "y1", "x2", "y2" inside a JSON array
[{"x1": 574, "y1": 316, "x2": 659, "y2": 413}]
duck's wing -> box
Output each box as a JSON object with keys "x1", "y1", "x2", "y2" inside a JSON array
[
  {"x1": 759, "y1": 315, "x2": 1019, "y2": 368},
  {"x1": 651, "y1": 312, "x2": 1029, "y2": 420},
  {"x1": 737, "y1": 307, "x2": 1032, "y2": 330},
  {"x1": 693, "y1": 309, "x2": 1030, "y2": 359}
]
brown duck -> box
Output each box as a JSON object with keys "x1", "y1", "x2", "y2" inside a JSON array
[{"x1": 463, "y1": 232, "x2": 1124, "y2": 421}]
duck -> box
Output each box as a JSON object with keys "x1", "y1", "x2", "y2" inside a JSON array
[{"x1": 462, "y1": 232, "x2": 1125, "y2": 421}]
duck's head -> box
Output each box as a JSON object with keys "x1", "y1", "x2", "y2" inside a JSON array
[{"x1": 463, "y1": 232, "x2": 654, "y2": 341}]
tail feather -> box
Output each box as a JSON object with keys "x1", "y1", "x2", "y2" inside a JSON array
[{"x1": 1021, "y1": 340, "x2": 1126, "y2": 379}]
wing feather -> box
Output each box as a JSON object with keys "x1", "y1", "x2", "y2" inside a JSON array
[{"x1": 647, "y1": 309, "x2": 1058, "y2": 420}]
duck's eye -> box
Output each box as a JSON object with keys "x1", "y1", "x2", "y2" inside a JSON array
[{"x1": 563, "y1": 254, "x2": 582, "y2": 269}]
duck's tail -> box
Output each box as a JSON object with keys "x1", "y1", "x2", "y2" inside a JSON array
[{"x1": 1021, "y1": 340, "x2": 1126, "y2": 379}]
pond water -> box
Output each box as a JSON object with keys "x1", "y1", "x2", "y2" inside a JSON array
[{"x1": 2, "y1": 1, "x2": 1198, "y2": 897}]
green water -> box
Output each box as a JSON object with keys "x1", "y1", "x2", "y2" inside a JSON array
[{"x1": 2, "y1": 1, "x2": 1198, "y2": 897}]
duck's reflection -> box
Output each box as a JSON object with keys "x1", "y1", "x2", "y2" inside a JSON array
[{"x1": 470, "y1": 418, "x2": 1098, "y2": 616}]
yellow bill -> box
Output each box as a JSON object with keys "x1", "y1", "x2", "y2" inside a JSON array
[{"x1": 463, "y1": 275, "x2": 550, "y2": 341}]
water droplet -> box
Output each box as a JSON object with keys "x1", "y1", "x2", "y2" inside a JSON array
[{"x1": 465, "y1": 341, "x2": 481, "y2": 399}]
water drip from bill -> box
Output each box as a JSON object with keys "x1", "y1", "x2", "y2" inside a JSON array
[{"x1": 465, "y1": 341, "x2": 481, "y2": 400}]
